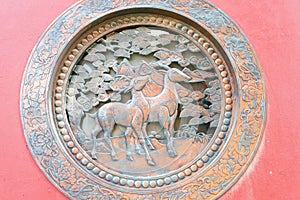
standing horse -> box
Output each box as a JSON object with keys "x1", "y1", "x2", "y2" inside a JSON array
[
  {"x1": 144, "y1": 68, "x2": 191, "y2": 157},
  {"x1": 90, "y1": 75, "x2": 156, "y2": 166}
]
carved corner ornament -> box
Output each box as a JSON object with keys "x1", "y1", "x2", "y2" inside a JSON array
[{"x1": 20, "y1": 0, "x2": 266, "y2": 199}]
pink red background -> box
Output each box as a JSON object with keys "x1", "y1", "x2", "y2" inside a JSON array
[{"x1": 0, "y1": 0, "x2": 299, "y2": 199}]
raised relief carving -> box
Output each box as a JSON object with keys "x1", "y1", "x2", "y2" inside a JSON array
[{"x1": 66, "y1": 27, "x2": 220, "y2": 168}]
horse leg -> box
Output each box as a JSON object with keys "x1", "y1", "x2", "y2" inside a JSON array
[
  {"x1": 125, "y1": 127, "x2": 134, "y2": 161},
  {"x1": 90, "y1": 119, "x2": 101, "y2": 160},
  {"x1": 100, "y1": 119, "x2": 118, "y2": 161},
  {"x1": 168, "y1": 111, "x2": 178, "y2": 157},
  {"x1": 158, "y1": 106, "x2": 177, "y2": 158},
  {"x1": 132, "y1": 110, "x2": 155, "y2": 166},
  {"x1": 128, "y1": 127, "x2": 145, "y2": 156},
  {"x1": 142, "y1": 123, "x2": 155, "y2": 150},
  {"x1": 134, "y1": 137, "x2": 144, "y2": 155},
  {"x1": 132, "y1": 126, "x2": 143, "y2": 155}
]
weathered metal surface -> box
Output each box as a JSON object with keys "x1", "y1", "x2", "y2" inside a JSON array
[{"x1": 20, "y1": 0, "x2": 266, "y2": 199}]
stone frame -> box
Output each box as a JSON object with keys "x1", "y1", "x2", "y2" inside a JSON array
[{"x1": 20, "y1": 0, "x2": 266, "y2": 199}]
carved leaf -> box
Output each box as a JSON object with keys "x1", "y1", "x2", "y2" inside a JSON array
[
  {"x1": 204, "y1": 87, "x2": 215, "y2": 95},
  {"x1": 154, "y1": 50, "x2": 170, "y2": 60},
  {"x1": 91, "y1": 97, "x2": 99, "y2": 106},
  {"x1": 196, "y1": 58, "x2": 211, "y2": 70},
  {"x1": 178, "y1": 59, "x2": 190, "y2": 67},
  {"x1": 93, "y1": 43, "x2": 106, "y2": 52},
  {"x1": 209, "y1": 103, "x2": 221, "y2": 113},
  {"x1": 82, "y1": 64, "x2": 93, "y2": 73},
  {"x1": 191, "y1": 110, "x2": 203, "y2": 118},
  {"x1": 189, "y1": 116, "x2": 213, "y2": 125},
  {"x1": 157, "y1": 37, "x2": 171, "y2": 46},
  {"x1": 207, "y1": 90, "x2": 221, "y2": 102},
  {"x1": 170, "y1": 51, "x2": 183, "y2": 62},
  {"x1": 89, "y1": 70, "x2": 102, "y2": 78},
  {"x1": 140, "y1": 46, "x2": 159, "y2": 55},
  {"x1": 97, "y1": 92, "x2": 109, "y2": 102},
  {"x1": 85, "y1": 80, "x2": 99, "y2": 89},
  {"x1": 101, "y1": 82, "x2": 111, "y2": 90},
  {"x1": 163, "y1": 33, "x2": 177, "y2": 40},
  {"x1": 157, "y1": 59, "x2": 172, "y2": 66},
  {"x1": 136, "y1": 26, "x2": 152, "y2": 34},
  {"x1": 97, "y1": 65, "x2": 110, "y2": 74},
  {"x1": 109, "y1": 92, "x2": 121, "y2": 102},
  {"x1": 193, "y1": 69, "x2": 216, "y2": 79},
  {"x1": 208, "y1": 80, "x2": 220, "y2": 88},
  {"x1": 210, "y1": 120, "x2": 219, "y2": 128},
  {"x1": 110, "y1": 76, "x2": 130, "y2": 91},
  {"x1": 114, "y1": 49, "x2": 130, "y2": 58},
  {"x1": 190, "y1": 91, "x2": 205, "y2": 101},
  {"x1": 66, "y1": 96, "x2": 81, "y2": 113},
  {"x1": 70, "y1": 83, "x2": 85, "y2": 91},
  {"x1": 77, "y1": 94, "x2": 93, "y2": 112},
  {"x1": 70, "y1": 75, "x2": 85, "y2": 83},
  {"x1": 103, "y1": 60, "x2": 118, "y2": 73},
  {"x1": 176, "y1": 84, "x2": 191, "y2": 98},
  {"x1": 177, "y1": 89, "x2": 191, "y2": 98},
  {"x1": 101, "y1": 74, "x2": 114, "y2": 81},
  {"x1": 78, "y1": 71, "x2": 89, "y2": 79},
  {"x1": 119, "y1": 42, "x2": 131, "y2": 48},
  {"x1": 175, "y1": 43, "x2": 188, "y2": 52},
  {"x1": 84, "y1": 53, "x2": 106, "y2": 62},
  {"x1": 177, "y1": 35, "x2": 189, "y2": 44},
  {"x1": 132, "y1": 37, "x2": 151, "y2": 49},
  {"x1": 73, "y1": 65, "x2": 83, "y2": 73},
  {"x1": 187, "y1": 43, "x2": 200, "y2": 52},
  {"x1": 189, "y1": 56, "x2": 201, "y2": 65},
  {"x1": 179, "y1": 109, "x2": 193, "y2": 118},
  {"x1": 92, "y1": 60, "x2": 103, "y2": 68},
  {"x1": 182, "y1": 68, "x2": 204, "y2": 82},
  {"x1": 180, "y1": 97, "x2": 193, "y2": 105}
]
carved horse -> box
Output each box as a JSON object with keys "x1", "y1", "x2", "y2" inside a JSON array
[
  {"x1": 90, "y1": 75, "x2": 156, "y2": 166},
  {"x1": 144, "y1": 68, "x2": 191, "y2": 157}
]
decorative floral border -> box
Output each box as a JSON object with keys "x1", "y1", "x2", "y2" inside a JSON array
[{"x1": 20, "y1": 0, "x2": 266, "y2": 199}]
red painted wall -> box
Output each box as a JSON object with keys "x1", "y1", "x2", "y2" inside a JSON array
[{"x1": 0, "y1": 0, "x2": 299, "y2": 199}]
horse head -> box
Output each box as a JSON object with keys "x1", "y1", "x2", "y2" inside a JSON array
[{"x1": 125, "y1": 75, "x2": 150, "y2": 93}]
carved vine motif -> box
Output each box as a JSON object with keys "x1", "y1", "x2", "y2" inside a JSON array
[{"x1": 66, "y1": 27, "x2": 221, "y2": 166}]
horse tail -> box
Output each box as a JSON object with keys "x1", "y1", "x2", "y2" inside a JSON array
[{"x1": 88, "y1": 112, "x2": 102, "y2": 133}]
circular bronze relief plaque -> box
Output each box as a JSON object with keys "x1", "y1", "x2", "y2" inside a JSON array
[{"x1": 21, "y1": 0, "x2": 266, "y2": 199}]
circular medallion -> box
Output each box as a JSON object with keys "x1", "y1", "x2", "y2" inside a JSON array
[{"x1": 21, "y1": 1, "x2": 266, "y2": 199}]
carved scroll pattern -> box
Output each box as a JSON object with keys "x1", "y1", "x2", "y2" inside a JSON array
[{"x1": 21, "y1": 0, "x2": 265, "y2": 199}]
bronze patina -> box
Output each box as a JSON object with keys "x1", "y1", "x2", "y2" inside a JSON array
[{"x1": 21, "y1": 0, "x2": 266, "y2": 199}]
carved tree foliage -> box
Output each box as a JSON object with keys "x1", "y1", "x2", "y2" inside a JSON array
[{"x1": 67, "y1": 27, "x2": 220, "y2": 138}]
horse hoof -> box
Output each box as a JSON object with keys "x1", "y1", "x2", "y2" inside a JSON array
[
  {"x1": 136, "y1": 149, "x2": 144, "y2": 155},
  {"x1": 92, "y1": 156, "x2": 98, "y2": 160},
  {"x1": 147, "y1": 160, "x2": 156, "y2": 166},
  {"x1": 126, "y1": 155, "x2": 134, "y2": 161},
  {"x1": 168, "y1": 150, "x2": 177, "y2": 158},
  {"x1": 111, "y1": 155, "x2": 119, "y2": 161},
  {"x1": 91, "y1": 154, "x2": 98, "y2": 160},
  {"x1": 149, "y1": 145, "x2": 156, "y2": 150}
]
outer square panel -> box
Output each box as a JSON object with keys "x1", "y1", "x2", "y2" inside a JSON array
[{"x1": 20, "y1": 0, "x2": 266, "y2": 199}]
